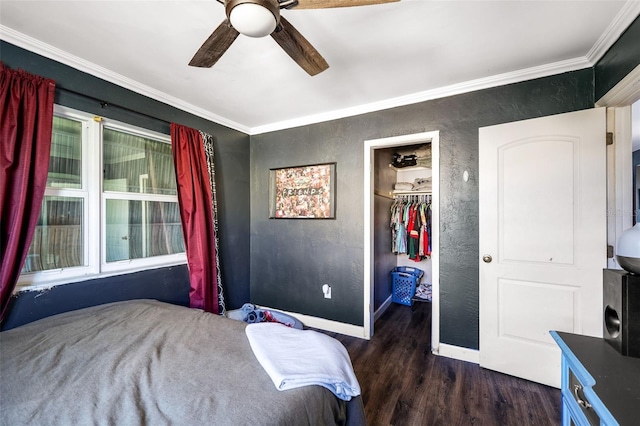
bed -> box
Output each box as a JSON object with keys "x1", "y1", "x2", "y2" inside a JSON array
[{"x1": 0, "y1": 299, "x2": 365, "y2": 425}]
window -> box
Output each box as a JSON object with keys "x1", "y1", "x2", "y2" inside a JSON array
[{"x1": 19, "y1": 106, "x2": 185, "y2": 288}]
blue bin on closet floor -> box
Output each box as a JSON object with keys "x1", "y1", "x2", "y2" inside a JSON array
[{"x1": 391, "y1": 266, "x2": 424, "y2": 306}]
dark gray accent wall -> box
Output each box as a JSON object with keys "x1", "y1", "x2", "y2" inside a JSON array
[
  {"x1": 1, "y1": 266, "x2": 189, "y2": 331},
  {"x1": 595, "y1": 15, "x2": 640, "y2": 101},
  {"x1": 1, "y1": 41, "x2": 251, "y2": 325},
  {"x1": 250, "y1": 69, "x2": 594, "y2": 347}
]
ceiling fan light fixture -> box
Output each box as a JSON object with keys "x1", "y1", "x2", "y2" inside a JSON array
[{"x1": 227, "y1": 0, "x2": 279, "y2": 38}]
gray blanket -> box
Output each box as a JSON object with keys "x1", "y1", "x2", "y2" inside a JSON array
[{"x1": 0, "y1": 299, "x2": 364, "y2": 425}]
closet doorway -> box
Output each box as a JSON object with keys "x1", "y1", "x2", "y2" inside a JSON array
[
  {"x1": 363, "y1": 131, "x2": 440, "y2": 351},
  {"x1": 596, "y1": 64, "x2": 640, "y2": 267}
]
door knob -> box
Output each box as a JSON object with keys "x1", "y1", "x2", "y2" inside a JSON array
[{"x1": 482, "y1": 254, "x2": 492, "y2": 263}]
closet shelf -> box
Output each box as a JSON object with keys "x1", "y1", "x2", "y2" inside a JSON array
[{"x1": 388, "y1": 164, "x2": 430, "y2": 172}]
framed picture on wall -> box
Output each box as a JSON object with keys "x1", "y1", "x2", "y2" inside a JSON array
[{"x1": 269, "y1": 162, "x2": 336, "y2": 219}]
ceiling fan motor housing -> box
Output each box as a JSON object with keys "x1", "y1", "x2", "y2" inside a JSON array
[{"x1": 226, "y1": 0, "x2": 281, "y2": 37}]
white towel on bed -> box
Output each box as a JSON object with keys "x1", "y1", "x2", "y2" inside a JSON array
[{"x1": 245, "y1": 323, "x2": 361, "y2": 401}]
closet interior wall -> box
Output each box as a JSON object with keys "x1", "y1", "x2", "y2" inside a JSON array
[{"x1": 373, "y1": 148, "x2": 398, "y2": 311}]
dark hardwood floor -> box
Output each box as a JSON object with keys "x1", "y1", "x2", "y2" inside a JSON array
[{"x1": 327, "y1": 302, "x2": 561, "y2": 426}]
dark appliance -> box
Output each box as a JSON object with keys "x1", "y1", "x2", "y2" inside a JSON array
[{"x1": 603, "y1": 269, "x2": 640, "y2": 358}]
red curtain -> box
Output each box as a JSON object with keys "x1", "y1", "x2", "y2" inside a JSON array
[
  {"x1": 0, "y1": 63, "x2": 56, "y2": 321},
  {"x1": 171, "y1": 123, "x2": 223, "y2": 314}
]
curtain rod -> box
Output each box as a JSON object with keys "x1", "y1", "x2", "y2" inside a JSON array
[{"x1": 56, "y1": 86, "x2": 170, "y2": 126}]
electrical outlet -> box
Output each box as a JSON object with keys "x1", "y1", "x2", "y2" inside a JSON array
[{"x1": 322, "y1": 284, "x2": 332, "y2": 299}]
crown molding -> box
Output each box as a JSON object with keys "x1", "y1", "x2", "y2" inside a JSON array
[
  {"x1": 0, "y1": 25, "x2": 251, "y2": 135},
  {"x1": 586, "y1": 1, "x2": 640, "y2": 65},
  {"x1": 250, "y1": 56, "x2": 592, "y2": 135}
]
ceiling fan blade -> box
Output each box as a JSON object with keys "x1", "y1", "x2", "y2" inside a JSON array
[
  {"x1": 270, "y1": 16, "x2": 329, "y2": 76},
  {"x1": 189, "y1": 20, "x2": 240, "y2": 68},
  {"x1": 291, "y1": 0, "x2": 399, "y2": 9}
]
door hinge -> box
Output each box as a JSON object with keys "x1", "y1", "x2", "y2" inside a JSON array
[
  {"x1": 607, "y1": 245, "x2": 614, "y2": 259},
  {"x1": 606, "y1": 132, "x2": 614, "y2": 146}
]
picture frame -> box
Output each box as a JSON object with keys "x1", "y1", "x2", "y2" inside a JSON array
[{"x1": 269, "y1": 162, "x2": 336, "y2": 219}]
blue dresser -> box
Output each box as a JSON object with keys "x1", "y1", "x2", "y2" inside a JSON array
[{"x1": 550, "y1": 331, "x2": 640, "y2": 425}]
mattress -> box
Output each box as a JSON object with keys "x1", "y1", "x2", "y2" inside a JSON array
[{"x1": 0, "y1": 299, "x2": 365, "y2": 425}]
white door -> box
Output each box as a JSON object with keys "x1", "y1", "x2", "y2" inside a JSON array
[{"x1": 479, "y1": 108, "x2": 607, "y2": 388}]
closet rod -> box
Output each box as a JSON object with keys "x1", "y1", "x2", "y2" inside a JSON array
[
  {"x1": 57, "y1": 86, "x2": 170, "y2": 125},
  {"x1": 392, "y1": 191, "x2": 432, "y2": 195},
  {"x1": 393, "y1": 194, "x2": 432, "y2": 202}
]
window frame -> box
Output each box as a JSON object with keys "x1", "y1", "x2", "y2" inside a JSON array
[{"x1": 17, "y1": 105, "x2": 186, "y2": 290}]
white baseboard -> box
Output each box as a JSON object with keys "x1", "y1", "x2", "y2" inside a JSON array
[
  {"x1": 256, "y1": 305, "x2": 368, "y2": 339},
  {"x1": 433, "y1": 343, "x2": 480, "y2": 364},
  {"x1": 373, "y1": 296, "x2": 393, "y2": 322}
]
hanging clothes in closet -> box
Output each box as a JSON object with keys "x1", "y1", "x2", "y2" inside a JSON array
[{"x1": 390, "y1": 194, "x2": 431, "y2": 262}]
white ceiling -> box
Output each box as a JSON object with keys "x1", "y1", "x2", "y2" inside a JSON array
[{"x1": 1, "y1": 1, "x2": 639, "y2": 135}]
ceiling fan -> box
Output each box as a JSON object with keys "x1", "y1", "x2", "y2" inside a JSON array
[{"x1": 189, "y1": 0, "x2": 400, "y2": 76}]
